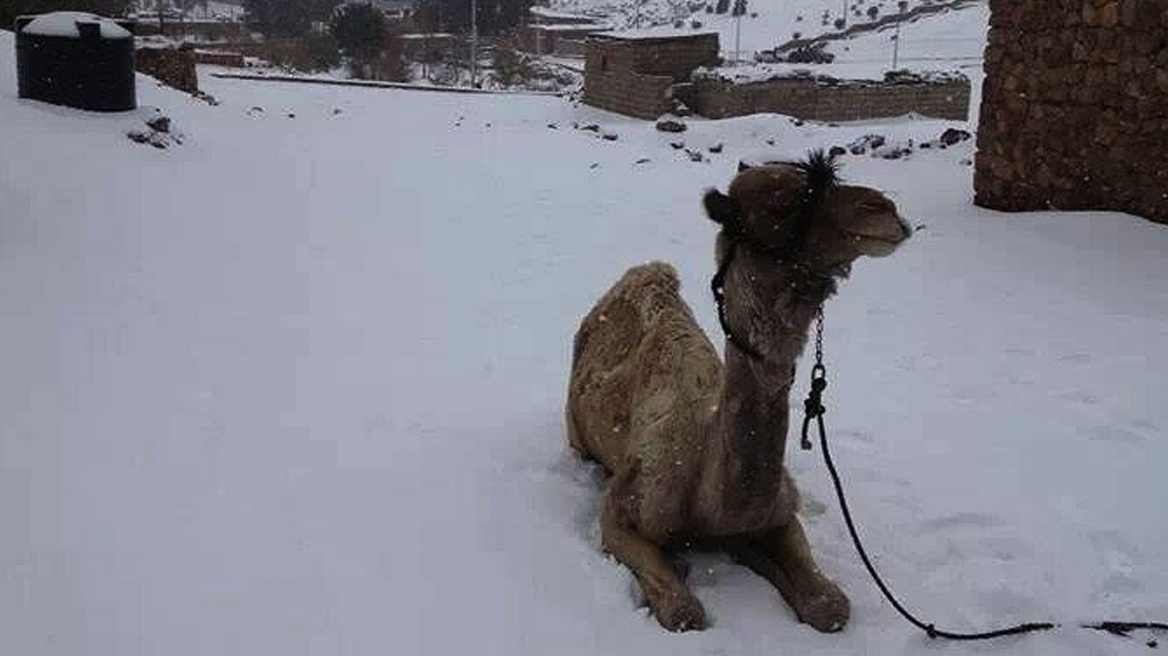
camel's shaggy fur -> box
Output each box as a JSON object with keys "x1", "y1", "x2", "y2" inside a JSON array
[{"x1": 565, "y1": 159, "x2": 912, "y2": 632}]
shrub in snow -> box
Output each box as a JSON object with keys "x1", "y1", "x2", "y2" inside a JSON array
[
  {"x1": 256, "y1": 34, "x2": 340, "y2": 73},
  {"x1": 331, "y1": 2, "x2": 387, "y2": 77}
]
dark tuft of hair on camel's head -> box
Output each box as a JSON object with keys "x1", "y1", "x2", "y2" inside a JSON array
[{"x1": 790, "y1": 148, "x2": 839, "y2": 210}]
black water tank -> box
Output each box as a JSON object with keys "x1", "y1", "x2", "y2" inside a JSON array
[{"x1": 15, "y1": 12, "x2": 136, "y2": 112}]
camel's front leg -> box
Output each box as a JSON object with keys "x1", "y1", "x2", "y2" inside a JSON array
[
  {"x1": 600, "y1": 477, "x2": 707, "y2": 632},
  {"x1": 727, "y1": 518, "x2": 850, "y2": 632}
]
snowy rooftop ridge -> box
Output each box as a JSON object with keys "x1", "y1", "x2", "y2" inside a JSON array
[
  {"x1": 529, "y1": 6, "x2": 604, "y2": 21},
  {"x1": 20, "y1": 12, "x2": 132, "y2": 39},
  {"x1": 695, "y1": 63, "x2": 970, "y2": 85}
]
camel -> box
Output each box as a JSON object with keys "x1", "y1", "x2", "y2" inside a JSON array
[{"x1": 565, "y1": 153, "x2": 913, "y2": 632}]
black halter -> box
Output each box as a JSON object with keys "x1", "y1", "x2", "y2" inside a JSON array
[{"x1": 703, "y1": 150, "x2": 838, "y2": 360}]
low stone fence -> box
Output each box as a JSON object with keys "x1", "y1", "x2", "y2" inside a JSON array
[
  {"x1": 136, "y1": 46, "x2": 198, "y2": 93},
  {"x1": 194, "y1": 49, "x2": 245, "y2": 67},
  {"x1": 689, "y1": 71, "x2": 970, "y2": 121},
  {"x1": 583, "y1": 68, "x2": 673, "y2": 119}
]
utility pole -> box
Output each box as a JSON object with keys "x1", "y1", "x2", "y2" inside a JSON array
[
  {"x1": 892, "y1": 0, "x2": 906, "y2": 70},
  {"x1": 733, "y1": 0, "x2": 745, "y2": 65},
  {"x1": 734, "y1": 12, "x2": 741, "y2": 64},
  {"x1": 470, "y1": 0, "x2": 478, "y2": 87}
]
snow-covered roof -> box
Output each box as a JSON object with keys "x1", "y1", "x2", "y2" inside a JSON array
[
  {"x1": 21, "y1": 12, "x2": 132, "y2": 39},
  {"x1": 529, "y1": 6, "x2": 600, "y2": 21},
  {"x1": 694, "y1": 62, "x2": 969, "y2": 85},
  {"x1": 531, "y1": 23, "x2": 612, "y2": 33},
  {"x1": 595, "y1": 29, "x2": 719, "y2": 41}
]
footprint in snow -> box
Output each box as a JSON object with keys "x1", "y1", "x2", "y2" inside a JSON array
[
  {"x1": 1062, "y1": 390, "x2": 1101, "y2": 405},
  {"x1": 1084, "y1": 424, "x2": 1146, "y2": 444},
  {"x1": 917, "y1": 511, "x2": 1004, "y2": 534}
]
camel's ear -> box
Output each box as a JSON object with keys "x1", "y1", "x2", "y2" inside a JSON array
[
  {"x1": 703, "y1": 189, "x2": 739, "y2": 226},
  {"x1": 737, "y1": 161, "x2": 753, "y2": 173}
]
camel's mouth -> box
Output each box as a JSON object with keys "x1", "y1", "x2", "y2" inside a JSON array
[
  {"x1": 856, "y1": 236, "x2": 902, "y2": 257},
  {"x1": 848, "y1": 215, "x2": 912, "y2": 257}
]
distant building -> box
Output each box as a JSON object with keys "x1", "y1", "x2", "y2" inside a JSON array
[
  {"x1": 517, "y1": 23, "x2": 610, "y2": 56},
  {"x1": 582, "y1": 32, "x2": 720, "y2": 119},
  {"x1": 583, "y1": 31, "x2": 969, "y2": 124},
  {"x1": 341, "y1": 0, "x2": 414, "y2": 21},
  {"x1": 517, "y1": 5, "x2": 610, "y2": 56},
  {"x1": 398, "y1": 33, "x2": 454, "y2": 61}
]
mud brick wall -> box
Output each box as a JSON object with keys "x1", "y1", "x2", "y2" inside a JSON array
[
  {"x1": 691, "y1": 76, "x2": 970, "y2": 121},
  {"x1": 583, "y1": 34, "x2": 719, "y2": 119},
  {"x1": 625, "y1": 33, "x2": 719, "y2": 82},
  {"x1": 975, "y1": 0, "x2": 1168, "y2": 223},
  {"x1": 136, "y1": 46, "x2": 198, "y2": 94}
]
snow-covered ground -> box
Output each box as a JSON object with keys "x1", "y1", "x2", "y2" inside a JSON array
[
  {"x1": 549, "y1": 0, "x2": 987, "y2": 65},
  {"x1": 3, "y1": 23, "x2": 1168, "y2": 656}
]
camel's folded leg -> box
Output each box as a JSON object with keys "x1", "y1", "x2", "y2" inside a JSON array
[
  {"x1": 600, "y1": 478, "x2": 707, "y2": 632},
  {"x1": 726, "y1": 518, "x2": 850, "y2": 633}
]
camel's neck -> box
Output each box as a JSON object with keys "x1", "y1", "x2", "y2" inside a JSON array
[{"x1": 704, "y1": 268, "x2": 832, "y2": 514}]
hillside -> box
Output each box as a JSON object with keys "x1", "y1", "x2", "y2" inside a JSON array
[{"x1": 547, "y1": 0, "x2": 988, "y2": 68}]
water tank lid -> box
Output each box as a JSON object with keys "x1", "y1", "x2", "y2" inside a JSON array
[{"x1": 20, "y1": 12, "x2": 132, "y2": 39}]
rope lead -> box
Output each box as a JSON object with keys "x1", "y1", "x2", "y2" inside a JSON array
[{"x1": 804, "y1": 305, "x2": 1059, "y2": 641}]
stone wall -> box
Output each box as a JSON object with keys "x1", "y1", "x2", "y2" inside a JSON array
[
  {"x1": 623, "y1": 33, "x2": 719, "y2": 82},
  {"x1": 136, "y1": 46, "x2": 198, "y2": 94},
  {"x1": 582, "y1": 34, "x2": 719, "y2": 119},
  {"x1": 975, "y1": 0, "x2": 1168, "y2": 223},
  {"x1": 691, "y1": 75, "x2": 970, "y2": 121}
]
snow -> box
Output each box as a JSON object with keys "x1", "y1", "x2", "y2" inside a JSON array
[
  {"x1": 3, "y1": 18, "x2": 1168, "y2": 656},
  {"x1": 549, "y1": 0, "x2": 987, "y2": 64},
  {"x1": 21, "y1": 12, "x2": 132, "y2": 39},
  {"x1": 696, "y1": 63, "x2": 969, "y2": 85},
  {"x1": 534, "y1": 23, "x2": 615, "y2": 33},
  {"x1": 530, "y1": 6, "x2": 605, "y2": 21}
]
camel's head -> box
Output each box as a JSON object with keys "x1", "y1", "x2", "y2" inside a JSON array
[
  {"x1": 704, "y1": 154, "x2": 912, "y2": 272},
  {"x1": 702, "y1": 152, "x2": 913, "y2": 360}
]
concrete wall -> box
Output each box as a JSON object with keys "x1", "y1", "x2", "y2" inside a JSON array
[
  {"x1": 690, "y1": 75, "x2": 970, "y2": 121},
  {"x1": 975, "y1": 0, "x2": 1168, "y2": 223}
]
